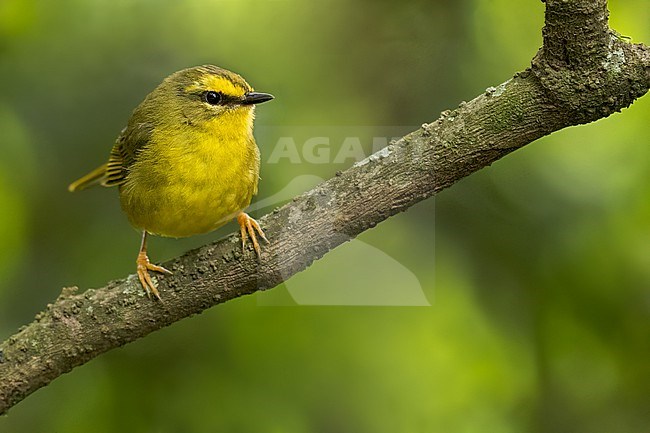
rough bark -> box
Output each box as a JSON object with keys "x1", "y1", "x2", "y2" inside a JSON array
[{"x1": 1, "y1": 0, "x2": 648, "y2": 415}]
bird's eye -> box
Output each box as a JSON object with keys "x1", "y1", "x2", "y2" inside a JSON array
[{"x1": 203, "y1": 91, "x2": 222, "y2": 105}]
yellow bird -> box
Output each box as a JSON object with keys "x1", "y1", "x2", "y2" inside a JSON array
[{"x1": 69, "y1": 65, "x2": 274, "y2": 299}]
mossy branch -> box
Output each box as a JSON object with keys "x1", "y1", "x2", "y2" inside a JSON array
[{"x1": 1, "y1": 0, "x2": 649, "y2": 415}]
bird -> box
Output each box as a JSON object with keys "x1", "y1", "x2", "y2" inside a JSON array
[{"x1": 68, "y1": 65, "x2": 274, "y2": 299}]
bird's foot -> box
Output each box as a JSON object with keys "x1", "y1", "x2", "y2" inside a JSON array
[
  {"x1": 136, "y1": 251, "x2": 172, "y2": 300},
  {"x1": 237, "y1": 212, "x2": 269, "y2": 258}
]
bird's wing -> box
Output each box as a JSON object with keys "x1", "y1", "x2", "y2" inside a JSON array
[{"x1": 104, "y1": 122, "x2": 154, "y2": 187}]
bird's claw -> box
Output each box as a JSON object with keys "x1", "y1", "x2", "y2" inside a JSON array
[
  {"x1": 136, "y1": 251, "x2": 172, "y2": 300},
  {"x1": 237, "y1": 213, "x2": 269, "y2": 258}
]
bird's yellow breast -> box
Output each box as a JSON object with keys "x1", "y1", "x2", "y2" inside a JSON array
[{"x1": 119, "y1": 108, "x2": 260, "y2": 237}]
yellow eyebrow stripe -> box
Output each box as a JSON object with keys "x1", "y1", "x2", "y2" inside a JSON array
[{"x1": 185, "y1": 75, "x2": 248, "y2": 98}]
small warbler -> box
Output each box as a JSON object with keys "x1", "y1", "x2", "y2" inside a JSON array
[{"x1": 69, "y1": 65, "x2": 274, "y2": 299}]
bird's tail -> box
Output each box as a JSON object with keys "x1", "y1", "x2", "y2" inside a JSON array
[{"x1": 68, "y1": 164, "x2": 108, "y2": 192}]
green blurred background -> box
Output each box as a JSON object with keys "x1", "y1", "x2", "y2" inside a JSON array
[{"x1": 1, "y1": 0, "x2": 649, "y2": 431}]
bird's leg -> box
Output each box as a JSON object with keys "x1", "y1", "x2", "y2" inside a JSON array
[
  {"x1": 237, "y1": 212, "x2": 269, "y2": 258},
  {"x1": 136, "y1": 231, "x2": 172, "y2": 300}
]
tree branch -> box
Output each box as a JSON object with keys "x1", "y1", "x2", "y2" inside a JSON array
[{"x1": 1, "y1": 0, "x2": 648, "y2": 415}]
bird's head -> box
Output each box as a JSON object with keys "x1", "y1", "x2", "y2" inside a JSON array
[{"x1": 154, "y1": 64, "x2": 274, "y2": 130}]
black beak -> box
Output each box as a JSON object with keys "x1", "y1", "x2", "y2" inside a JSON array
[{"x1": 242, "y1": 92, "x2": 274, "y2": 105}]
